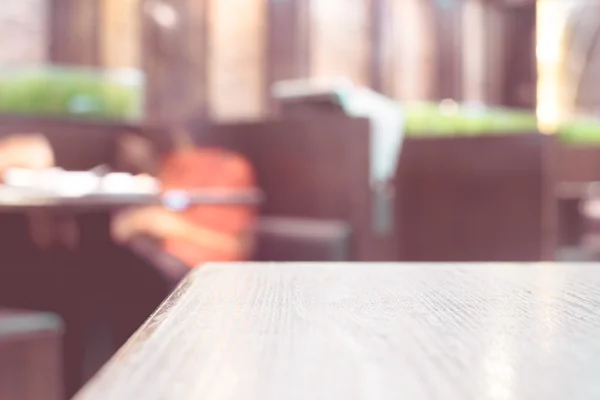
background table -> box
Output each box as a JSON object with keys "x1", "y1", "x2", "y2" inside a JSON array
[
  {"x1": 0, "y1": 188, "x2": 263, "y2": 396},
  {"x1": 0, "y1": 187, "x2": 264, "y2": 212},
  {"x1": 74, "y1": 262, "x2": 600, "y2": 399}
]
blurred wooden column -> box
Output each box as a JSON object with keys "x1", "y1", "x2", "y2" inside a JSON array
[
  {"x1": 267, "y1": 0, "x2": 374, "y2": 89},
  {"x1": 461, "y1": 0, "x2": 486, "y2": 103},
  {"x1": 432, "y1": 0, "x2": 463, "y2": 100},
  {"x1": 207, "y1": 0, "x2": 267, "y2": 122},
  {"x1": 309, "y1": 0, "x2": 372, "y2": 86},
  {"x1": 390, "y1": 0, "x2": 437, "y2": 101},
  {"x1": 504, "y1": 2, "x2": 536, "y2": 109},
  {"x1": 0, "y1": 0, "x2": 49, "y2": 65},
  {"x1": 461, "y1": 0, "x2": 507, "y2": 105},
  {"x1": 369, "y1": 0, "x2": 390, "y2": 94},
  {"x1": 483, "y1": 4, "x2": 507, "y2": 105},
  {"x1": 49, "y1": 0, "x2": 100, "y2": 66},
  {"x1": 266, "y1": 0, "x2": 310, "y2": 110},
  {"x1": 100, "y1": 0, "x2": 141, "y2": 69},
  {"x1": 141, "y1": 0, "x2": 208, "y2": 123},
  {"x1": 140, "y1": 0, "x2": 269, "y2": 123},
  {"x1": 265, "y1": 0, "x2": 437, "y2": 100}
]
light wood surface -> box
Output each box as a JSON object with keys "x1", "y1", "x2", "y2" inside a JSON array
[{"x1": 75, "y1": 262, "x2": 600, "y2": 399}]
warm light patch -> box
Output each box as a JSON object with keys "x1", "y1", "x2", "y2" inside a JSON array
[
  {"x1": 439, "y1": 99, "x2": 459, "y2": 115},
  {"x1": 536, "y1": 0, "x2": 570, "y2": 134}
]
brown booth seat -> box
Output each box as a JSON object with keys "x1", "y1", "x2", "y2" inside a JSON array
[
  {"x1": 254, "y1": 217, "x2": 351, "y2": 262},
  {"x1": 0, "y1": 309, "x2": 64, "y2": 400},
  {"x1": 128, "y1": 216, "x2": 353, "y2": 287}
]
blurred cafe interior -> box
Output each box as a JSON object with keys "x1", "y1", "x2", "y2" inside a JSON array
[{"x1": 1, "y1": 0, "x2": 600, "y2": 398}]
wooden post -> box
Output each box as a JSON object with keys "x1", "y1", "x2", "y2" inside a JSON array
[
  {"x1": 266, "y1": 0, "x2": 310, "y2": 111},
  {"x1": 432, "y1": 0, "x2": 463, "y2": 100},
  {"x1": 462, "y1": 0, "x2": 486, "y2": 103},
  {"x1": 392, "y1": 0, "x2": 436, "y2": 101},
  {"x1": 99, "y1": 0, "x2": 141, "y2": 69},
  {"x1": 461, "y1": 0, "x2": 510, "y2": 106},
  {"x1": 308, "y1": 0, "x2": 371, "y2": 87},
  {"x1": 0, "y1": 0, "x2": 49, "y2": 64},
  {"x1": 206, "y1": 0, "x2": 267, "y2": 122},
  {"x1": 49, "y1": 0, "x2": 100, "y2": 66},
  {"x1": 141, "y1": 0, "x2": 209, "y2": 123}
]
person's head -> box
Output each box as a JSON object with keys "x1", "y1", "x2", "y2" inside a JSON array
[{"x1": 115, "y1": 132, "x2": 158, "y2": 176}]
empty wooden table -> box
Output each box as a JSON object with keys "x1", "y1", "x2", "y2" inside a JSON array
[{"x1": 75, "y1": 263, "x2": 600, "y2": 399}]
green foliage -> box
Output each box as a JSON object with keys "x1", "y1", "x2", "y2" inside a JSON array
[
  {"x1": 401, "y1": 102, "x2": 600, "y2": 146},
  {"x1": 0, "y1": 67, "x2": 144, "y2": 121},
  {"x1": 558, "y1": 117, "x2": 600, "y2": 146},
  {"x1": 404, "y1": 102, "x2": 538, "y2": 137}
]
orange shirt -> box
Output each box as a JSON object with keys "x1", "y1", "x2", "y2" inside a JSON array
[{"x1": 159, "y1": 148, "x2": 257, "y2": 265}]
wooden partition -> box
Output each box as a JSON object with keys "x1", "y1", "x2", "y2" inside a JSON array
[
  {"x1": 0, "y1": 115, "x2": 140, "y2": 170},
  {"x1": 0, "y1": 116, "x2": 564, "y2": 263},
  {"x1": 178, "y1": 116, "x2": 398, "y2": 261},
  {"x1": 395, "y1": 133, "x2": 557, "y2": 261},
  {"x1": 555, "y1": 145, "x2": 600, "y2": 183}
]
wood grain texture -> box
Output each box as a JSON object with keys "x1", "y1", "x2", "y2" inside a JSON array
[{"x1": 76, "y1": 262, "x2": 600, "y2": 399}]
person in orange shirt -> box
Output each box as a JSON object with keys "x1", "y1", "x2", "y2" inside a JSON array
[{"x1": 111, "y1": 131, "x2": 258, "y2": 267}]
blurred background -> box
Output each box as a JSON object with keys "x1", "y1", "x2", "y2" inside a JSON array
[
  {"x1": 4, "y1": 0, "x2": 600, "y2": 399},
  {"x1": 0, "y1": 0, "x2": 538, "y2": 121}
]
